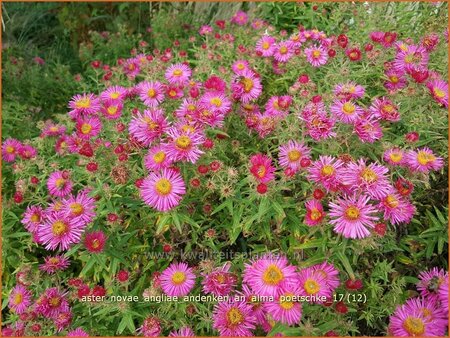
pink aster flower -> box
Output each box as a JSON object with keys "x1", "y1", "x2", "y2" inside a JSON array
[
  {"x1": 383, "y1": 148, "x2": 406, "y2": 166},
  {"x1": 47, "y1": 171, "x2": 73, "y2": 198},
  {"x1": 137, "y1": 81, "x2": 165, "y2": 107},
  {"x1": 304, "y1": 46, "x2": 328, "y2": 67},
  {"x1": 100, "y1": 85, "x2": 127, "y2": 102},
  {"x1": 41, "y1": 122, "x2": 66, "y2": 137},
  {"x1": 62, "y1": 190, "x2": 96, "y2": 226},
  {"x1": 175, "y1": 98, "x2": 199, "y2": 120},
  {"x1": 204, "y1": 75, "x2": 227, "y2": 93},
  {"x1": 137, "y1": 316, "x2": 162, "y2": 337},
  {"x1": 232, "y1": 60, "x2": 250, "y2": 74},
  {"x1": 2, "y1": 138, "x2": 22, "y2": 162},
  {"x1": 273, "y1": 41, "x2": 295, "y2": 63},
  {"x1": 202, "y1": 262, "x2": 237, "y2": 296},
  {"x1": 165, "y1": 127, "x2": 204, "y2": 163},
  {"x1": 265, "y1": 95, "x2": 292, "y2": 118},
  {"x1": 199, "y1": 25, "x2": 213, "y2": 35},
  {"x1": 263, "y1": 287, "x2": 302, "y2": 326},
  {"x1": 165, "y1": 63, "x2": 192, "y2": 86},
  {"x1": 377, "y1": 193, "x2": 415, "y2": 225},
  {"x1": 199, "y1": 92, "x2": 232, "y2": 115},
  {"x1": 160, "y1": 262, "x2": 196, "y2": 296},
  {"x1": 67, "y1": 328, "x2": 89, "y2": 337},
  {"x1": 341, "y1": 159, "x2": 391, "y2": 200},
  {"x1": 249, "y1": 153, "x2": 276, "y2": 183},
  {"x1": 330, "y1": 99, "x2": 364, "y2": 124},
  {"x1": 405, "y1": 147, "x2": 444, "y2": 173},
  {"x1": 297, "y1": 267, "x2": 332, "y2": 302},
  {"x1": 333, "y1": 82, "x2": 365, "y2": 101},
  {"x1": 354, "y1": 116, "x2": 383, "y2": 143},
  {"x1": 128, "y1": 109, "x2": 169, "y2": 147},
  {"x1": 18, "y1": 144, "x2": 37, "y2": 159},
  {"x1": 393, "y1": 44, "x2": 429, "y2": 73},
  {"x1": 8, "y1": 285, "x2": 32, "y2": 314},
  {"x1": 310, "y1": 262, "x2": 340, "y2": 292},
  {"x1": 123, "y1": 58, "x2": 140, "y2": 79},
  {"x1": 35, "y1": 287, "x2": 69, "y2": 319},
  {"x1": 426, "y1": 79, "x2": 448, "y2": 108},
  {"x1": 417, "y1": 268, "x2": 448, "y2": 301},
  {"x1": 144, "y1": 144, "x2": 173, "y2": 172},
  {"x1": 231, "y1": 11, "x2": 248, "y2": 26},
  {"x1": 384, "y1": 69, "x2": 408, "y2": 92},
  {"x1": 304, "y1": 199, "x2": 326, "y2": 226},
  {"x1": 169, "y1": 327, "x2": 195, "y2": 337},
  {"x1": 388, "y1": 297, "x2": 447, "y2": 336},
  {"x1": 140, "y1": 168, "x2": 186, "y2": 212},
  {"x1": 101, "y1": 100, "x2": 123, "y2": 120},
  {"x1": 38, "y1": 211, "x2": 85, "y2": 251},
  {"x1": 307, "y1": 156, "x2": 345, "y2": 192},
  {"x1": 212, "y1": 300, "x2": 256, "y2": 336},
  {"x1": 75, "y1": 116, "x2": 102, "y2": 140},
  {"x1": 231, "y1": 69, "x2": 263, "y2": 103},
  {"x1": 68, "y1": 93, "x2": 100, "y2": 119},
  {"x1": 329, "y1": 194, "x2": 379, "y2": 239},
  {"x1": 21, "y1": 205, "x2": 44, "y2": 234},
  {"x1": 243, "y1": 254, "x2": 298, "y2": 297},
  {"x1": 278, "y1": 140, "x2": 311, "y2": 173},
  {"x1": 238, "y1": 283, "x2": 267, "y2": 324},
  {"x1": 194, "y1": 107, "x2": 225, "y2": 128},
  {"x1": 39, "y1": 255, "x2": 70, "y2": 274},
  {"x1": 166, "y1": 86, "x2": 184, "y2": 100},
  {"x1": 305, "y1": 114, "x2": 337, "y2": 141},
  {"x1": 369, "y1": 97, "x2": 400, "y2": 122},
  {"x1": 84, "y1": 230, "x2": 107, "y2": 253},
  {"x1": 256, "y1": 36, "x2": 277, "y2": 57}
]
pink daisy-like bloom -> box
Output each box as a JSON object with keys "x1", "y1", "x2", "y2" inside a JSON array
[
  {"x1": 101, "y1": 100, "x2": 123, "y2": 120},
  {"x1": 199, "y1": 25, "x2": 213, "y2": 36},
  {"x1": 165, "y1": 126, "x2": 204, "y2": 163},
  {"x1": 341, "y1": 159, "x2": 391, "y2": 200},
  {"x1": 41, "y1": 122, "x2": 66, "y2": 137},
  {"x1": 202, "y1": 262, "x2": 237, "y2": 296},
  {"x1": 175, "y1": 98, "x2": 199, "y2": 120},
  {"x1": 68, "y1": 93, "x2": 100, "y2": 119},
  {"x1": 369, "y1": 97, "x2": 400, "y2": 122},
  {"x1": 377, "y1": 193, "x2": 415, "y2": 225},
  {"x1": 354, "y1": 116, "x2": 383, "y2": 143},
  {"x1": 310, "y1": 262, "x2": 340, "y2": 292},
  {"x1": 307, "y1": 156, "x2": 345, "y2": 192},
  {"x1": 304, "y1": 199, "x2": 326, "y2": 226},
  {"x1": 231, "y1": 69, "x2": 263, "y2": 103},
  {"x1": 426, "y1": 79, "x2": 448, "y2": 108},
  {"x1": 238, "y1": 283, "x2": 267, "y2": 325},
  {"x1": 169, "y1": 327, "x2": 195, "y2": 337},
  {"x1": 333, "y1": 82, "x2": 365, "y2": 101},
  {"x1": 18, "y1": 144, "x2": 37, "y2": 159},
  {"x1": 137, "y1": 316, "x2": 162, "y2": 337},
  {"x1": 38, "y1": 211, "x2": 85, "y2": 251},
  {"x1": 47, "y1": 171, "x2": 73, "y2": 198},
  {"x1": 39, "y1": 255, "x2": 70, "y2": 274},
  {"x1": 304, "y1": 46, "x2": 328, "y2": 67},
  {"x1": 329, "y1": 194, "x2": 379, "y2": 239},
  {"x1": 330, "y1": 99, "x2": 364, "y2": 124},
  {"x1": 231, "y1": 10, "x2": 248, "y2": 26},
  {"x1": 256, "y1": 35, "x2": 277, "y2": 57},
  {"x1": 65, "y1": 134, "x2": 84, "y2": 154},
  {"x1": 383, "y1": 148, "x2": 406, "y2": 166},
  {"x1": 417, "y1": 268, "x2": 448, "y2": 301},
  {"x1": 165, "y1": 63, "x2": 192, "y2": 86},
  {"x1": 2, "y1": 138, "x2": 22, "y2": 162},
  {"x1": 278, "y1": 140, "x2": 311, "y2": 173},
  {"x1": 273, "y1": 41, "x2": 295, "y2": 63},
  {"x1": 67, "y1": 327, "x2": 89, "y2": 337},
  {"x1": 263, "y1": 287, "x2": 302, "y2": 326},
  {"x1": 393, "y1": 44, "x2": 429, "y2": 73},
  {"x1": 384, "y1": 69, "x2": 408, "y2": 92},
  {"x1": 84, "y1": 231, "x2": 107, "y2": 253},
  {"x1": 76, "y1": 115, "x2": 102, "y2": 140},
  {"x1": 140, "y1": 168, "x2": 186, "y2": 212},
  {"x1": 388, "y1": 297, "x2": 447, "y2": 336},
  {"x1": 128, "y1": 109, "x2": 169, "y2": 147},
  {"x1": 144, "y1": 145, "x2": 173, "y2": 172},
  {"x1": 8, "y1": 285, "x2": 32, "y2": 314},
  {"x1": 405, "y1": 147, "x2": 444, "y2": 173},
  {"x1": 137, "y1": 81, "x2": 165, "y2": 107},
  {"x1": 21, "y1": 205, "x2": 44, "y2": 234},
  {"x1": 195, "y1": 107, "x2": 225, "y2": 128},
  {"x1": 100, "y1": 85, "x2": 127, "y2": 102},
  {"x1": 249, "y1": 153, "x2": 276, "y2": 184},
  {"x1": 265, "y1": 95, "x2": 292, "y2": 118},
  {"x1": 297, "y1": 267, "x2": 332, "y2": 302},
  {"x1": 212, "y1": 300, "x2": 256, "y2": 336},
  {"x1": 123, "y1": 57, "x2": 140, "y2": 79},
  {"x1": 232, "y1": 60, "x2": 250, "y2": 74},
  {"x1": 35, "y1": 287, "x2": 69, "y2": 319},
  {"x1": 166, "y1": 86, "x2": 184, "y2": 100},
  {"x1": 160, "y1": 262, "x2": 196, "y2": 297},
  {"x1": 62, "y1": 191, "x2": 96, "y2": 226},
  {"x1": 199, "y1": 92, "x2": 232, "y2": 115},
  {"x1": 305, "y1": 114, "x2": 337, "y2": 141},
  {"x1": 243, "y1": 254, "x2": 298, "y2": 297}
]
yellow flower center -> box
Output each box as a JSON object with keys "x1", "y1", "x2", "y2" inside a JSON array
[
  {"x1": 385, "y1": 194, "x2": 399, "y2": 208},
  {"x1": 173, "y1": 69, "x2": 183, "y2": 77},
  {"x1": 52, "y1": 220, "x2": 69, "y2": 236},
  {"x1": 107, "y1": 106, "x2": 118, "y2": 115},
  {"x1": 226, "y1": 307, "x2": 244, "y2": 327},
  {"x1": 304, "y1": 278, "x2": 320, "y2": 295},
  {"x1": 50, "y1": 126, "x2": 59, "y2": 132},
  {"x1": 175, "y1": 136, "x2": 192, "y2": 150},
  {"x1": 49, "y1": 296, "x2": 61, "y2": 308},
  {"x1": 147, "y1": 89, "x2": 156, "y2": 98},
  {"x1": 182, "y1": 125, "x2": 195, "y2": 133},
  {"x1": 382, "y1": 104, "x2": 394, "y2": 113},
  {"x1": 433, "y1": 88, "x2": 445, "y2": 99},
  {"x1": 417, "y1": 151, "x2": 436, "y2": 165},
  {"x1": 360, "y1": 168, "x2": 378, "y2": 183},
  {"x1": 345, "y1": 206, "x2": 360, "y2": 220},
  {"x1": 210, "y1": 97, "x2": 222, "y2": 107},
  {"x1": 91, "y1": 239, "x2": 100, "y2": 249},
  {"x1": 403, "y1": 317, "x2": 425, "y2": 336},
  {"x1": 240, "y1": 78, "x2": 254, "y2": 93},
  {"x1": 390, "y1": 76, "x2": 399, "y2": 83},
  {"x1": 262, "y1": 264, "x2": 284, "y2": 285},
  {"x1": 70, "y1": 202, "x2": 84, "y2": 216},
  {"x1": 280, "y1": 293, "x2": 295, "y2": 310},
  {"x1": 279, "y1": 46, "x2": 288, "y2": 54},
  {"x1": 110, "y1": 92, "x2": 120, "y2": 99},
  {"x1": 153, "y1": 151, "x2": 166, "y2": 164},
  {"x1": 80, "y1": 123, "x2": 92, "y2": 135},
  {"x1": 310, "y1": 208, "x2": 322, "y2": 221},
  {"x1": 321, "y1": 165, "x2": 334, "y2": 176},
  {"x1": 143, "y1": 117, "x2": 158, "y2": 131},
  {"x1": 262, "y1": 41, "x2": 270, "y2": 50},
  {"x1": 169, "y1": 90, "x2": 177, "y2": 97},
  {"x1": 49, "y1": 257, "x2": 60, "y2": 264},
  {"x1": 155, "y1": 178, "x2": 172, "y2": 196},
  {"x1": 342, "y1": 102, "x2": 356, "y2": 115},
  {"x1": 31, "y1": 213, "x2": 40, "y2": 223},
  {"x1": 389, "y1": 152, "x2": 403, "y2": 163},
  {"x1": 237, "y1": 63, "x2": 245, "y2": 70},
  {"x1": 287, "y1": 150, "x2": 301, "y2": 162},
  {"x1": 75, "y1": 98, "x2": 91, "y2": 109},
  {"x1": 187, "y1": 104, "x2": 196, "y2": 111},
  {"x1": 171, "y1": 271, "x2": 186, "y2": 285},
  {"x1": 404, "y1": 55, "x2": 414, "y2": 64},
  {"x1": 6, "y1": 146, "x2": 15, "y2": 153},
  {"x1": 13, "y1": 293, "x2": 23, "y2": 305},
  {"x1": 257, "y1": 165, "x2": 266, "y2": 178},
  {"x1": 312, "y1": 50, "x2": 321, "y2": 58},
  {"x1": 55, "y1": 178, "x2": 66, "y2": 188}
]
